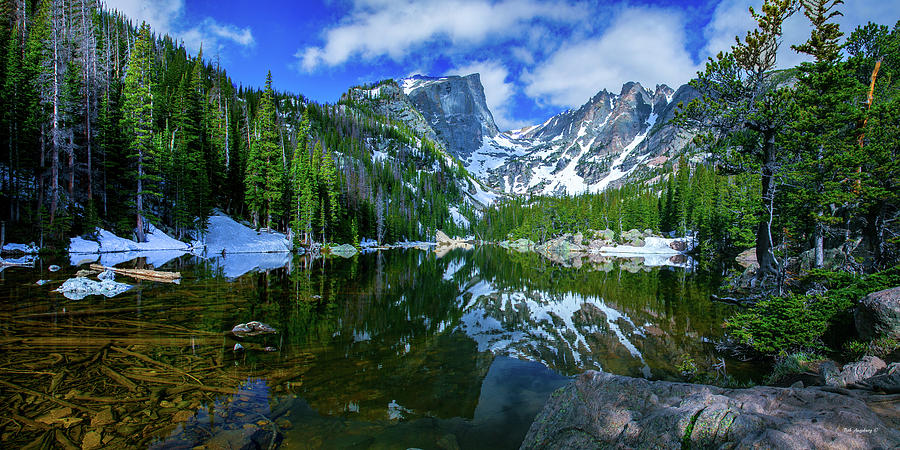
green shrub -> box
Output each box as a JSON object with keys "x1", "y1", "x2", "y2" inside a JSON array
[
  {"x1": 844, "y1": 337, "x2": 900, "y2": 360},
  {"x1": 725, "y1": 295, "x2": 829, "y2": 354},
  {"x1": 677, "y1": 355, "x2": 698, "y2": 377},
  {"x1": 765, "y1": 352, "x2": 824, "y2": 384},
  {"x1": 844, "y1": 340, "x2": 869, "y2": 361},
  {"x1": 725, "y1": 265, "x2": 900, "y2": 356}
]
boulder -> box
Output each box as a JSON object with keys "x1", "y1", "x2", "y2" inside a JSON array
[
  {"x1": 800, "y1": 247, "x2": 848, "y2": 271},
  {"x1": 819, "y1": 360, "x2": 842, "y2": 387},
  {"x1": 521, "y1": 371, "x2": 900, "y2": 449},
  {"x1": 735, "y1": 248, "x2": 758, "y2": 269},
  {"x1": 231, "y1": 321, "x2": 277, "y2": 337},
  {"x1": 669, "y1": 240, "x2": 688, "y2": 252},
  {"x1": 435, "y1": 230, "x2": 452, "y2": 244},
  {"x1": 855, "y1": 362, "x2": 900, "y2": 393},
  {"x1": 837, "y1": 356, "x2": 887, "y2": 387},
  {"x1": 593, "y1": 229, "x2": 615, "y2": 241},
  {"x1": 328, "y1": 244, "x2": 358, "y2": 258},
  {"x1": 572, "y1": 232, "x2": 584, "y2": 246},
  {"x1": 626, "y1": 238, "x2": 645, "y2": 247},
  {"x1": 507, "y1": 238, "x2": 534, "y2": 252},
  {"x1": 619, "y1": 229, "x2": 642, "y2": 244},
  {"x1": 588, "y1": 239, "x2": 611, "y2": 250},
  {"x1": 855, "y1": 287, "x2": 900, "y2": 340}
]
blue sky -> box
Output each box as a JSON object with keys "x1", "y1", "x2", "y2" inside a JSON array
[{"x1": 107, "y1": 0, "x2": 899, "y2": 130}]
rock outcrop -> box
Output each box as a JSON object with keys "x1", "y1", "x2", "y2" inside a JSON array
[
  {"x1": 522, "y1": 370, "x2": 900, "y2": 449},
  {"x1": 856, "y1": 286, "x2": 900, "y2": 340},
  {"x1": 434, "y1": 230, "x2": 473, "y2": 258}
]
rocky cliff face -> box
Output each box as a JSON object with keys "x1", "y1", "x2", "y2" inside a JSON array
[
  {"x1": 402, "y1": 74, "x2": 500, "y2": 161},
  {"x1": 399, "y1": 74, "x2": 699, "y2": 196}
]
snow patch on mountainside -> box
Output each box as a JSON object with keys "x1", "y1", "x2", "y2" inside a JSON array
[
  {"x1": 591, "y1": 112, "x2": 658, "y2": 192},
  {"x1": 449, "y1": 206, "x2": 470, "y2": 228},
  {"x1": 401, "y1": 75, "x2": 450, "y2": 95}
]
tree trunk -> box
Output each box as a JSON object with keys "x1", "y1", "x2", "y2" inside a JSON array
[
  {"x1": 135, "y1": 151, "x2": 145, "y2": 242},
  {"x1": 82, "y1": 0, "x2": 92, "y2": 201},
  {"x1": 50, "y1": 10, "x2": 60, "y2": 224},
  {"x1": 865, "y1": 205, "x2": 884, "y2": 269},
  {"x1": 756, "y1": 131, "x2": 779, "y2": 281},
  {"x1": 814, "y1": 222, "x2": 824, "y2": 269}
]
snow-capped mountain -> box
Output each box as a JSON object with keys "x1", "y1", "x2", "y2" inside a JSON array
[{"x1": 399, "y1": 75, "x2": 700, "y2": 195}]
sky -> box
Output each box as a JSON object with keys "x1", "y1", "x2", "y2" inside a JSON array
[{"x1": 106, "y1": 0, "x2": 899, "y2": 131}]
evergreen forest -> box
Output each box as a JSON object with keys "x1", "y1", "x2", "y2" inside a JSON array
[{"x1": 0, "y1": 0, "x2": 475, "y2": 250}]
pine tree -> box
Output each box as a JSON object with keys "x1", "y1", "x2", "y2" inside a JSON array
[
  {"x1": 121, "y1": 22, "x2": 155, "y2": 242},
  {"x1": 171, "y1": 53, "x2": 208, "y2": 237},
  {"x1": 677, "y1": 0, "x2": 796, "y2": 283},
  {"x1": 246, "y1": 71, "x2": 281, "y2": 229},
  {"x1": 321, "y1": 149, "x2": 340, "y2": 241},
  {"x1": 300, "y1": 141, "x2": 320, "y2": 242},
  {"x1": 785, "y1": 0, "x2": 859, "y2": 268},
  {"x1": 289, "y1": 111, "x2": 310, "y2": 244},
  {"x1": 847, "y1": 21, "x2": 900, "y2": 267}
]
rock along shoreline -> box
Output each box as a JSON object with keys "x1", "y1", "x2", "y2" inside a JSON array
[{"x1": 521, "y1": 370, "x2": 900, "y2": 449}]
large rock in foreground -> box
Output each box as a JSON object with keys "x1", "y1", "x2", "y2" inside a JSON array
[
  {"x1": 856, "y1": 286, "x2": 900, "y2": 340},
  {"x1": 522, "y1": 371, "x2": 899, "y2": 449}
]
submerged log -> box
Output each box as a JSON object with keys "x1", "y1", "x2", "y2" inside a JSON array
[{"x1": 89, "y1": 264, "x2": 181, "y2": 283}]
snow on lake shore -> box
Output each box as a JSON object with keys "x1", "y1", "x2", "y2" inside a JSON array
[
  {"x1": 69, "y1": 223, "x2": 190, "y2": 255},
  {"x1": 68, "y1": 212, "x2": 291, "y2": 263},
  {"x1": 597, "y1": 236, "x2": 694, "y2": 255},
  {"x1": 2, "y1": 243, "x2": 40, "y2": 254},
  {"x1": 200, "y1": 213, "x2": 291, "y2": 254}
]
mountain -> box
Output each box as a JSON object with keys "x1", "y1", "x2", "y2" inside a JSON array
[
  {"x1": 397, "y1": 75, "x2": 700, "y2": 196},
  {"x1": 401, "y1": 74, "x2": 501, "y2": 160}
]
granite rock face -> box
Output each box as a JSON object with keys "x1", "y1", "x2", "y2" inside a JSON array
[
  {"x1": 522, "y1": 370, "x2": 900, "y2": 449},
  {"x1": 404, "y1": 74, "x2": 500, "y2": 161}
]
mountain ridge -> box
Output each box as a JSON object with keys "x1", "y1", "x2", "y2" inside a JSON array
[{"x1": 386, "y1": 74, "x2": 699, "y2": 196}]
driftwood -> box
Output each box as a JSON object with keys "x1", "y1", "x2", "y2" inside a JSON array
[
  {"x1": 710, "y1": 294, "x2": 759, "y2": 306},
  {"x1": 89, "y1": 264, "x2": 181, "y2": 283}
]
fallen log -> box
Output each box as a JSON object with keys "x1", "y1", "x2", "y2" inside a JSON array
[{"x1": 89, "y1": 264, "x2": 181, "y2": 283}]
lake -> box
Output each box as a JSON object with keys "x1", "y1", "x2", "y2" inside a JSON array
[{"x1": 0, "y1": 246, "x2": 755, "y2": 449}]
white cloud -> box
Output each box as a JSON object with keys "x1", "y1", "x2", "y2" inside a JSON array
[
  {"x1": 103, "y1": 0, "x2": 255, "y2": 55},
  {"x1": 448, "y1": 60, "x2": 530, "y2": 130},
  {"x1": 205, "y1": 20, "x2": 255, "y2": 47},
  {"x1": 181, "y1": 19, "x2": 256, "y2": 55},
  {"x1": 703, "y1": 0, "x2": 900, "y2": 68},
  {"x1": 523, "y1": 6, "x2": 700, "y2": 108},
  {"x1": 297, "y1": 0, "x2": 585, "y2": 71},
  {"x1": 103, "y1": 0, "x2": 182, "y2": 35}
]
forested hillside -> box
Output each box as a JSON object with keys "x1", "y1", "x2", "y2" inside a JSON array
[{"x1": 0, "y1": 0, "x2": 477, "y2": 249}]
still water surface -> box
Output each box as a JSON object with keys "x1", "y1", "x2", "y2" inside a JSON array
[{"x1": 0, "y1": 246, "x2": 753, "y2": 449}]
